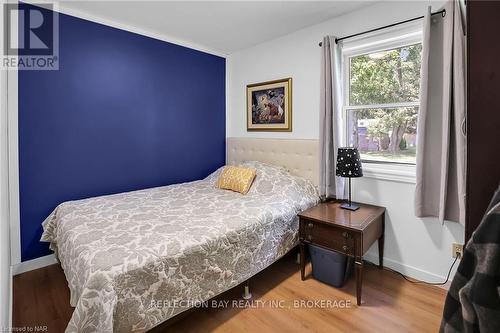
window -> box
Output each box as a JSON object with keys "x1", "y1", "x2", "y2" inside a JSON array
[{"x1": 344, "y1": 41, "x2": 422, "y2": 165}]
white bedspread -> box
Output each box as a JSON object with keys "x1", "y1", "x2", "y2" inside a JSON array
[{"x1": 41, "y1": 161, "x2": 319, "y2": 332}]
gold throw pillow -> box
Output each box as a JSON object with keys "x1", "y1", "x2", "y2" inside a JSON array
[{"x1": 216, "y1": 166, "x2": 257, "y2": 194}]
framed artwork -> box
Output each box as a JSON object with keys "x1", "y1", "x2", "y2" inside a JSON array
[{"x1": 247, "y1": 78, "x2": 292, "y2": 131}]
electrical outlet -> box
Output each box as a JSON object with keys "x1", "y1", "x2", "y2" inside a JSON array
[{"x1": 452, "y1": 243, "x2": 464, "y2": 258}]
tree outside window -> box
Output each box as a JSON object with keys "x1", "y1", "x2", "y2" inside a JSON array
[{"x1": 346, "y1": 43, "x2": 422, "y2": 164}]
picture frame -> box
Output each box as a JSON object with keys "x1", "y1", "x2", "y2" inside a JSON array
[{"x1": 246, "y1": 78, "x2": 292, "y2": 131}]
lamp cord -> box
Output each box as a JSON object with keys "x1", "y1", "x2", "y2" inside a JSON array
[{"x1": 366, "y1": 256, "x2": 459, "y2": 286}]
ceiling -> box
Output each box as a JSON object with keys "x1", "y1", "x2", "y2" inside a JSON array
[{"x1": 54, "y1": 1, "x2": 372, "y2": 54}]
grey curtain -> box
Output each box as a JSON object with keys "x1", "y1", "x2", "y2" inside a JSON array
[
  {"x1": 319, "y1": 36, "x2": 345, "y2": 199},
  {"x1": 415, "y1": 2, "x2": 466, "y2": 224}
]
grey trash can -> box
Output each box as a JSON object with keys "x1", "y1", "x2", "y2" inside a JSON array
[{"x1": 309, "y1": 244, "x2": 353, "y2": 288}]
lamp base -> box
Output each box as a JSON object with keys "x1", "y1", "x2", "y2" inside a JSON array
[{"x1": 340, "y1": 202, "x2": 360, "y2": 211}]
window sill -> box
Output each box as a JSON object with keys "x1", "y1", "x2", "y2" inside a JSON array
[{"x1": 361, "y1": 162, "x2": 416, "y2": 184}]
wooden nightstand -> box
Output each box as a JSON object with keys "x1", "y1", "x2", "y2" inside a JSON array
[{"x1": 298, "y1": 201, "x2": 385, "y2": 306}]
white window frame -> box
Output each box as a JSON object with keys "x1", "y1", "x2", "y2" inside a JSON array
[{"x1": 341, "y1": 23, "x2": 422, "y2": 183}]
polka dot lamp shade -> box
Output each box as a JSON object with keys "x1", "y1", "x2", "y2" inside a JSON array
[{"x1": 336, "y1": 147, "x2": 363, "y2": 178}]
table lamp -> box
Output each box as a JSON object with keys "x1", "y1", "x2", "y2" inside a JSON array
[{"x1": 336, "y1": 147, "x2": 363, "y2": 211}]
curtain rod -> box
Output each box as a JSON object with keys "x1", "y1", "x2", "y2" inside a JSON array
[{"x1": 318, "y1": 9, "x2": 446, "y2": 47}]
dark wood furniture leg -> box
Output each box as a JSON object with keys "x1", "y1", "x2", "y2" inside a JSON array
[
  {"x1": 378, "y1": 214, "x2": 385, "y2": 269},
  {"x1": 378, "y1": 234, "x2": 384, "y2": 269},
  {"x1": 300, "y1": 242, "x2": 305, "y2": 281},
  {"x1": 355, "y1": 260, "x2": 363, "y2": 306}
]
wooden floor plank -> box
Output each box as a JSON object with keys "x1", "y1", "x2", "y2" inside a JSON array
[{"x1": 13, "y1": 254, "x2": 446, "y2": 333}]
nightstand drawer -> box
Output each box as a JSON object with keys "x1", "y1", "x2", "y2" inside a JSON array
[{"x1": 302, "y1": 220, "x2": 356, "y2": 255}]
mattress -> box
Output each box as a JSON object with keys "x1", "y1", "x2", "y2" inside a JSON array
[{"x1": 41, "y1": 161, "x2": 319, "y2": 332}]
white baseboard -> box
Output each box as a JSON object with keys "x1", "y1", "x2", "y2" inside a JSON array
[
  {"x1": 12, "y1": 254, "x2": 58, "y2": 276},
  {"x1": 364, "y1": 252, "x2": 454, "y2": 283}
]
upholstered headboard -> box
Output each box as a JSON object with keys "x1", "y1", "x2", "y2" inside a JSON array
[{"x1": 226, "y1": 137, "x2": 319, "y2": 186}]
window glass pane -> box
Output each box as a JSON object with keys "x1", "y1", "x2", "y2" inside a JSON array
[
  {"x1": 349, "y1": 43, "x2": 422, "y2": 105},
  {"x1": 347, "y1": 107, "x2": 418, "y2": 164}
]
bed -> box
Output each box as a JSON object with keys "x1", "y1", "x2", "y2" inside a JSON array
[{"x1": 40, "y1": 138, "x2": 320, "y2": 332}]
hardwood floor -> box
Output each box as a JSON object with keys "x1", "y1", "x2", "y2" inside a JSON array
[{"x1": 13, "y1": 254, "x2": 447, "y2": 333}]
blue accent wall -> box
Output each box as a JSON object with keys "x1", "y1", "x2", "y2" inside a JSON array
[{"x1": 18, "y1": 10, "x2": 226, "y2": 261}]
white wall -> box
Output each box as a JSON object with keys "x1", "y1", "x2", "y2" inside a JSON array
[
  {"x1": 1, "y1": 51, "x2": 12, "y2": 330},
  {"x1": 228, "y1": 0, "x2": 464, "y2": 281}
]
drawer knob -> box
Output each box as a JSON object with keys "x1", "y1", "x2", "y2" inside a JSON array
[
  {"x1": 342, "y1": 232, "x2": 350, "y2": 238},
  {"x1": 342, "y1": 245, "x2": 349, "y2": 252},
  {"x1": 308, "y1": 222, "x2": 314, "y2": 228}
]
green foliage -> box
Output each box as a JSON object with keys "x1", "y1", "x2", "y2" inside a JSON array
[
  {"x1": 350, "y1": 44, "x2": 422, "y2": 105},
  {"x1": 399, "y1": 137, "x2": 407, "y2": 150},
  {"x1": 364, "y1": 107, "x2": 418, "y2": 137},
  {"x1": 349, "y1": 44, "x2": 422, "y2": 154}
]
